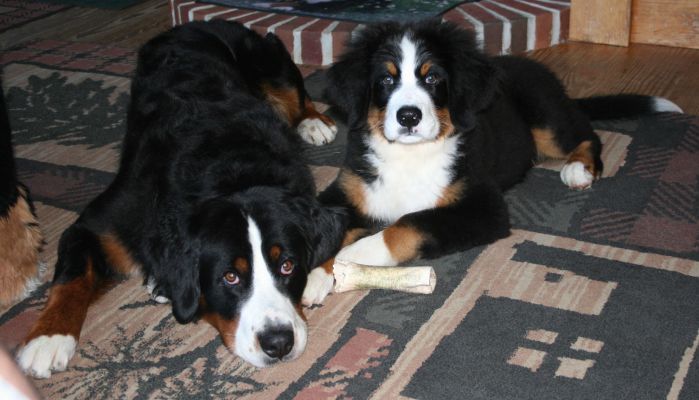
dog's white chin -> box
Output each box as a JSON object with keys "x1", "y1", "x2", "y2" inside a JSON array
[
  {"x1": 384, "y1": 116, "x2": 439, "y2": 144},
  {"x1": 383, "y1": 125, "x2": 439, "y2": 144},
  {"x1": 393, "y1": 134, "x2": 431, "y2": 144}
]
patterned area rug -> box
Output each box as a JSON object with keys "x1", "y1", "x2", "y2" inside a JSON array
[
  {"x1": 202, "y1": 0, "x2": 471, "y2": 23},
  {"x1": 1, "y1": 40, "x2": 698, "y2": 399}
]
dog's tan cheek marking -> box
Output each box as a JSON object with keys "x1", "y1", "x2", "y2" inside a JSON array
[
  {"x1": 294, "y1": 302, "x2": 307, "y2": 321},
  {"x1": 261, "y1": 84, "x2": 302, "y2": 126},
  {"x1": 436, "y1": 179, "x2": 466, "y2": 208},
  {"x1": 0, "y1": 187, "x2": 43, "y2": 304},
  {"x1": 203, "y1": 311, "x2": 239, "y2": 350},
  {"x1": 339, "y1": 171, "x2": 369, "y2": 216},
  {"x1": 100, "y1": 234, "x2": 139, "y2": 276},
  {"x1": 436, "y1": 108, "x2": 455, "y2": 139},
  {"x1": 383, "y1": 224, "x2": 425, "y2": 264},
  {"x1": 24, "y1": 260, "x2": 99, "y2": 343},
  {"x1": 367, "y1": 106, "x2": 386, "y2": 139},
  {"x1": 567, "y1": 140, "x2": 598, "y2": 177},
  {"x1": 532, "y1": 127, "x2": 566, "y2": 159}
]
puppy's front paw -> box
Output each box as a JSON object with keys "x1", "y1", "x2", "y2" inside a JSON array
[
  {"x1": 146, "y1": 277, "x2": 169, "y2": 304},
  {"x1": 560, "y1": 161, "x2": 594, "y2": 190},
  {"x1": 336, "y1": 231, "x2": 397, "y2": 267},
  {"x1": 16, "y1": 334, "x2": 77, "y2": 379},
  {"x1": 302, "y1": 268, "x2": 334, "y2": 306},
  {"x1": 297, "y1": 117, "x2": 337, "y2": 146}
]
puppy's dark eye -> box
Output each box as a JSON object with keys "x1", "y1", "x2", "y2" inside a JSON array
[
  {"x1": 381, "y1": 75, "x2": 394, "y2": 86},
  {"x1": 223, "y1": 272, "x2": 239, "y2": 286},
  {"x1": 425, "y1": 73, "x2": 439, "y2": 85},
  {"x1": 280, "y1": 259, "x2": 295, "y2": 275}
]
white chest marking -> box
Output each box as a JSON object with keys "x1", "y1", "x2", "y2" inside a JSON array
[{"x1": 363, "y1": 134, "x2": 461, "y2": 223}]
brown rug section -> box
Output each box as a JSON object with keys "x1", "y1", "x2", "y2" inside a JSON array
[{"x1": 1, "y1": 40, "x2": 698, "y2": 399}]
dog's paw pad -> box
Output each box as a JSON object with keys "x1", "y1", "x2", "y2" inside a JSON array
[
  {"x1": 297, "y1": 118, "x2": 337, "y2": 146},
  {"x1": 561, "y1": 161, "x2": 594, "y2": 190},
  {"x1": 302, "y1": 268, "x2": 334, "y2": 306},
  {"x1": 16, "y1": 334, "x2": 77, "y2": 379}
]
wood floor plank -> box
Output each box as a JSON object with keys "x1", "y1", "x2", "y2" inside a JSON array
[
  {"x1": 528, "y1": 42, "x2": 699, "y2": 115},
  {"x1": 0, "y1": 0, "x2": 170, "y2": 50}
]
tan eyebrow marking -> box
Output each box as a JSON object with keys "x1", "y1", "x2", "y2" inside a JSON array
[
  {"x1": 269, "y1": 245, "x2": 282, "y2": 263},
  {"x1": 386, "y1": 62, "x2": 398, "y2": 76},
  {"x1": 420, "y1": 61, "x2": 432, "y2": 77},
  {"x1": 233, "y1": 257, "x2": 249, "y2": 274}
]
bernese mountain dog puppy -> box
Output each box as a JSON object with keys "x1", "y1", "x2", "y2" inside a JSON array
[
  {"x1": 17, "y1": 20, "x2": 346, "y2": 378},
  {"x1": 302, "y1": 20, "x2": 683, "y2": 305},
  {"x1": 0, "y1": 78, "x2": 44, "y2": 307}
]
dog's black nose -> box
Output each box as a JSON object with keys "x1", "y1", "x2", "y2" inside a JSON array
[
  {"x1": 258, "y1": 328, "x2": 294, "y2": 360},
  {"x1": 397, "y1": 106, "x2": 422, "y2": 128}
]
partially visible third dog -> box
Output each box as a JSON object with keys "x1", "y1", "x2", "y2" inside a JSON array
[
  {"x1": 0, "y1": 77, "x2": 43, "y2": 307},
  {"x1": 302, "y1": 20, "x2": 683, "y2": 305},
  {"x1": 17, "y1": 20, "x2": 345, "y2": 378}
]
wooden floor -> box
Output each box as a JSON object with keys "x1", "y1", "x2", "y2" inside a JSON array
[
  {"x1": 2, "y1": 0, "x2": 698, "y2": 114},
  {"x1": 529, "y1": 43, "x2": 699, "y2": 115}
]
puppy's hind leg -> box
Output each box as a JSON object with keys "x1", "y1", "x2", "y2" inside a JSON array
[
  {"x1": 560, "y1": 138, "x2": 603, "y2": 190},
  {"x1": 531, "y1": 126, "x2": 603, "y2": 190}
]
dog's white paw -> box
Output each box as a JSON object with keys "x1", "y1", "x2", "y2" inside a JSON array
[
  {"x1": 297, "y1": 117, "x2": 337, "y2": 146},
  {"x1": 16, "y1": 334, "x2": 77, "y2": 379},
  {"x1": 561, "y1": 161, "x2": 594, "y2": 190},
  {"x1": 146, "y1": 277, "x2": 169, "y2": 304},
  {"x1": 302, "y1": 268, "x2": 335, "y2": 306},
  {"x1": 336, "y1": 231, "x2": 398, "y2": 267}
]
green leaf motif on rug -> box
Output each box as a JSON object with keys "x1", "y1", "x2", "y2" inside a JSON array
[{"x1": 7, "y1": 72, "x2": 128, "y2": 149}]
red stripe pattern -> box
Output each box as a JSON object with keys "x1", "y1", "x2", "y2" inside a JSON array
[{"x1": 169, "y1": 0, "x2": 570, "y2": 66}]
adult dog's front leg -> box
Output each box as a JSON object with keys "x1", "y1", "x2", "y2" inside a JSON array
[
  {"x1": 336, "y1": 183, "x2": 511, "y2": 266},
  {"x1": 16, "y1": 225, "x2": 117, "y2": 378}
]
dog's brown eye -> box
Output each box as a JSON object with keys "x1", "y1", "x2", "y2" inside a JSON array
[
  {"x1": 425, "y1": 74, "x2": 439, "y2": 85},
  {"x1": 223, "y1": 272, "x2": 239, "y2": 286},
  {"x1": 280, "y1": 259, "x2": 294, "y2": 275},
  {"x1": 381, "y1": 75, "x2": 394, "y2": 86}
]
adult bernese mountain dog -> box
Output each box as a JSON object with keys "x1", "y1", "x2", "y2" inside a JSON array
[
  {"x1": 301, "y1": 20, "x2": 683, "y2": 305},
  {"x1": 17, "y1": 20, "x2": 346, "y2": 378}
]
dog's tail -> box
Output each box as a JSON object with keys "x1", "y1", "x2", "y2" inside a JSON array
[{"x1": 575, "y1": 94, "x2": 683, "y2": 121}]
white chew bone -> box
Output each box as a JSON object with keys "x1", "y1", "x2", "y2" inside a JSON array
[{"x1": 332, "y1": 260, "x2": 436, "y2": 294}]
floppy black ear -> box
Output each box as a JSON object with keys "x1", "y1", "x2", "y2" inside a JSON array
[
  {"x1": 308, "y1": 204, "x2": 348, "y2": 267},
  {"x1": 435, "y1": 23, "x2": 499, "y2": 131},
  {"x1": 167, "y1": 240, "x2": 201, "y2": 323},
  {"x1": 325, "y1": 55, "x2": 370, "y2": 127},
  {"x1": 325, "y1": 23, "x2": 401, "y2": 128}
]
